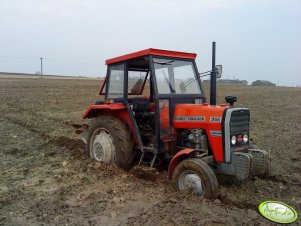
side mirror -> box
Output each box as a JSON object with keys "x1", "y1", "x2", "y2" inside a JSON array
[
  {"x1": 198, "y1": 65, "x2": 223, "y2": 78},
  {"x1": 215, "y1": 65, "x2": 222, "y2": 78}
]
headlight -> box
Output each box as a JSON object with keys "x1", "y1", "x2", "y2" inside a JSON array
[
  {"x1": 243, "y1": 134, "x2": 248, "y2": 143},
  {"x1": 231, "y1": 136, "x2": 236, "y2": 145}
]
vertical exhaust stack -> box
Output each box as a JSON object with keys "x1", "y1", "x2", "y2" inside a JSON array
[{"x1": 210, "y1": 42, "x2": 217, "y2": 105}]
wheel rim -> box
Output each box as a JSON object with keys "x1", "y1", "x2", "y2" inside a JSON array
[
  {"x1": 178, "y1": 170, "x2": 204, "y2": 196},
  {"x1": 91, "y1": 128, "x2": 115, "y2": 163}
]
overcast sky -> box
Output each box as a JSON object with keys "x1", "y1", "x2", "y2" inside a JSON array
[{"x1": 0, "y1": 0, "x2": 300, "y2": 86}]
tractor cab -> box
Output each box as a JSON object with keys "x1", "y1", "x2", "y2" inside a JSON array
[
  {"x1": 81, "y1": 46, "x2": 270, "y2": 199},
  {"x1": 96, "y1": 49, "x2": 208, "y2": 157}
]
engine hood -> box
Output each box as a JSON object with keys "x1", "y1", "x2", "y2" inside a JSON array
[{"x1": 173, "y1": 103, "x2": 228, "y2": 128}]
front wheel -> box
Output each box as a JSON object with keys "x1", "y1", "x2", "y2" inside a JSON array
[{"x1": 172, "y1": 158, "x2": 218, "y2": 199}]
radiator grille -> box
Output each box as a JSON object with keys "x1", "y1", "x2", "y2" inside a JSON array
[
  {"x1": 230, "y1": 109, "x2": 250, "y2": 148},
  {"x1": 230, "y1": 110, "x2": 250, "y2": 135}
]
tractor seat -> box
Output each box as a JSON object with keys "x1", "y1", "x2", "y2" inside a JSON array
[{"x1": 133, "y1": 98, "x2": 154, "y2": 119}]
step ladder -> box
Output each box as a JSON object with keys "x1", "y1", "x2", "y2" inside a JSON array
[{"x1": 138, "y1": 146, "x2": 157, "y2": 168}]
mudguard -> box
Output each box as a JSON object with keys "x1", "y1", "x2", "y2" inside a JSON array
[
  {"x1": 83, "y1": 103, "x2": 136, "y2": 141},
  {"x1": 83, "y1": 103, "x2": 127, "y2": 119},
  {"x1": 167, "y1": 148, "x2": 194, "y2": 179}
]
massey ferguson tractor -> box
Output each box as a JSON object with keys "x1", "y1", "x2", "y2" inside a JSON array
[{"x1": 79, "y1": 43, "x2": 269, "y2": 199}]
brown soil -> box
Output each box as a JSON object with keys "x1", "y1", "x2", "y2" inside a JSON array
[{"x1": 0, "y1": 76, "x2": 300, "y2": 225}]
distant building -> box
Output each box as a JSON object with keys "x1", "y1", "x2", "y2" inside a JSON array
[
  {"x1": 202, "y1": 79, "x2": 248, "y2": 85},
  {"x1": 218, "y1": 79, "x2": 248, "y2": 85},
  {"x1": 252, "y1": 80, "x2": 276, "y2": 86}
]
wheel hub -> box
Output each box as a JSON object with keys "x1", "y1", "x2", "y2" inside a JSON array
[
  {"x1": 178, "y1": 171, "x2": 204, "y2": 196},
  {"x1": 91, "y1": 129, "x2": 114, "y2": 163},
  {"x1": 94, "y1": 143, "x2": 103, "y2": 160}
]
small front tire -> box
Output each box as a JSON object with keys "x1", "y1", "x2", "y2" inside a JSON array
[{"x1": 172, "y1": 158, "x2": 218, "y2": 199}]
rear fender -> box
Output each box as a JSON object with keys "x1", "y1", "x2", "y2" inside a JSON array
[
  {"x1": 83, "y1": 103, "x2": 127, "y2": 118},
  {"x1": 83, "y1": 104, "x2": 136, "y2": 142},
  {"x1": 168, "y1": 149, "x2": 194, "y2": 179}
]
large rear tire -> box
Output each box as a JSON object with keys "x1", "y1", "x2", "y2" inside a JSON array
[
  {"x1": 87, "y1": 115, "x2": 135, "y2": 170},
  {"x1": 172, "y1": 158, "x2": 218, "y2": 199}
]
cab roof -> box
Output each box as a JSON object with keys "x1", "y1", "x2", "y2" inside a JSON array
[{"x1": 105, "y1": 48, "x2": 197, "y2": 65}]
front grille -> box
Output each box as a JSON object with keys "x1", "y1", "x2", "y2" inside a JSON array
[
  {"x1": 230, "y1": 110, "x2": 250, "y2": 135},
  {"x1": 223, "y1": 108, "x2": 251, "y2": 163}
]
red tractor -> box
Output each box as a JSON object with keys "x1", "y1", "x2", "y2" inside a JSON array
[{"x1": 80, "y1": 43, "x2": 269, "y2": 199}]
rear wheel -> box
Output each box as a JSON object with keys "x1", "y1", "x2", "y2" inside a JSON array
[
  {"x1": 172, "y1": 158, "x2": 218, "y2": 199},
  {"x1": 87, "y1": 115, "x2": 136, "y2": 170}
]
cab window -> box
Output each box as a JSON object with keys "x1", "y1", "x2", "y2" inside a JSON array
[
  {"x1": 107, "y1": 63, "x2": 124, "y2": 99},
  {"x1": 128, "y1": 70, "x2": 148, "y2": 95},
  {"x1": 127, "y1": 58, "x2": 150, "y2": 97}
]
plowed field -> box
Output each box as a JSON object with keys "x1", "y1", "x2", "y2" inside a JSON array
[{"x1": 1, "y1": 76, "x2": 300, "y2": 225}]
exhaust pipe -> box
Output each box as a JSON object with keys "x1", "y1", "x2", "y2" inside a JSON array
[{"x1": 210, "y1": 42, "x2": 216, "y2": 105}]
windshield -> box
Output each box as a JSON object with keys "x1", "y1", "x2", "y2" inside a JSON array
[{"x1": 153, "y1": 58, "x2": 201, "y2": 94}]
